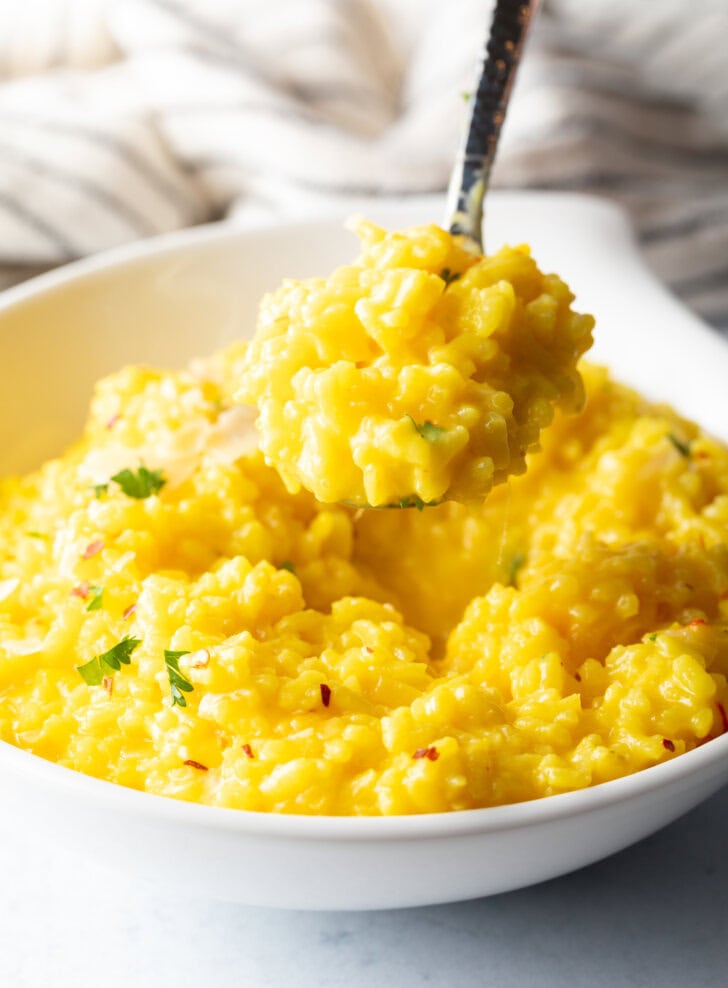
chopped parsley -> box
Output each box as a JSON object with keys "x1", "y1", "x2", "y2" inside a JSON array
[
  {"x1": 508, "y1": 552, "x2": 526, "y2": 587},
  {"x1": 27, "y1": 531, "x2": 45, "y2": 539},
  {"x1": 279, "y1": 561, "x2": 297, "y2": 574},
  {"x1": 398, "y1": 495, "x2": 426, "y2": 512},
  {"x1": 439, "y1": 267, "x2": 461, "y2": 287},
  {"x1": 395, "y1": 495, "x2": 443, "y2": 511},
  {"x1": 92, "y1": 483, "x2": 109, "y2": 499},
  {"x1": 164, "y1": 649, "x2": 193, "y2": 707},
  {"x1": 667, "y1": 433, "x2": 691, "y2": 457},
  {"x1": 646, "y1": 633, "x2": 658, "y2": 642},
  {"x1": 76, "y1": 636, "x2": 141, "y2": 686},
  {"x1": 85, "y1": 585, "x2": 104, "y2": 611},
  {"x1": 408, "y1": 416, "x2": 447, "y2": 442},
  {"x1": 110, "y1": 465, "x2": 166, "y2": 499}
]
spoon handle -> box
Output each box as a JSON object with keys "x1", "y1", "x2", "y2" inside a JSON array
[{"x1": 446, "y1": 0, "x2": 538, "y2": 250}]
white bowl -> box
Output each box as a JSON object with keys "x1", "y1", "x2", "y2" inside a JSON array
[{"x1": 2, "y1": 193, "x2": 727, "y2": 911}]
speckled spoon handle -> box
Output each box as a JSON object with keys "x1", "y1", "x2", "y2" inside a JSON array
[{"x1": 446, "y1": 0, "x2": 539, "y2": 250}]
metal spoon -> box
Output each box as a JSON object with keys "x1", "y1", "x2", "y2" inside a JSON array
[
  {"x1": 280, "y1": 2, "x2": 541, "y2": 513},
  {"x1": 446, "y1": 0, "x2": 539, "y2": 251}
]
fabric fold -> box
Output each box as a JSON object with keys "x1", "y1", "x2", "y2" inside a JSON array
[{"x1": 0, "y1": 0, "x2": 726, "y2": 327}]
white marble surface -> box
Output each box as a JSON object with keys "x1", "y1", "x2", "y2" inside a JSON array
[{"x1": 3, "y1": 785, "x2": 728, "y2": 988}]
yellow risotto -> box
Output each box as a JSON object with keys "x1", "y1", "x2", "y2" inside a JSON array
[
  {"x1": 1, "y1": 237, "x2": 728, "y2": 816},
  {"x1": 237, "y1": 221, "x2": 593, "y2": 507}
]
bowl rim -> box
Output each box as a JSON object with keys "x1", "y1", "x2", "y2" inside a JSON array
[
  {"x1": 4, "y1": 711, "x2": 727, "y2": 843},
  {"x1": 0, "y1": 190, "x2": 631, "y2": 317},
  {"x1": 2, "y1": 191, "x2": 727, "y2": 844}
]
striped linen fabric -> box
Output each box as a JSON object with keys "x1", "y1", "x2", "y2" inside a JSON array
[{"x1": 0, "y1": 0, "x2": 726, "y2": 329}]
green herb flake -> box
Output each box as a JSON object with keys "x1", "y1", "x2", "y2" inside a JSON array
[
  {"x1": 439, "y1": 267, "x2": 461, "y2": 288},
  {"x1": 647, "y1": 633, "x2": 658, "y2": 642},
  {"x1": 164, "y1": 649, "x2": 194, "y2": 708},
  {"x1": 76, "y1": 635, "x2": 141, "y2": 685},
  {"x1": 98, "y1": 636, "x2": 141, "y2": 671},
  {"x1": 76, "y1": 657, "x2": 105, "y2": 686},
  {"x1": 279, "y1": 561, "x2": 296, "y2": 574},
  {"x1": 92, "y1": 483, "x2": 109, "y2": 499},
  {"x1": 461, "y1": 91, "x2": 472, "y2": 103},
  {"x1": 27, "y1": 531, "x2": 45, "y2": 539},
  {"x1": 508, "y1": 552, "x2": 526, "y2": 587},
  {"x1": 398, "y1": 495, "x2": 425, "y2": 512},
  {"x1": 110, "y1": 464, "x2": 166, "y2": 500},
  {"x1": 85, "y1": 585, "x2": 104, "y2": 611},
  {"x1": 408, "y1": 415, "x2": 447, "y2": 442},
  {"x1": 667, "y1": 433, "x2": 691, "y2": 458}
]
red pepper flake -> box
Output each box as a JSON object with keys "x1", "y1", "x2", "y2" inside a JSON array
[
  {"x1": 364, "y1": 646, "x2": 374, "y2": 654},
  {"x1": 122, "y1": 602, "x2": 137, "y2": 620},
  {"x1": 82, "y1": 539, "x2": 104, "y2": 560},
  {"x1": 102, "y1": 676, "x2": 114, "y2": 695},
  {"x1": 718, "y1": 703, "x2": 728, "y2": 734},
  {"x1": 574, "y1": 672, "x2": 581, "y2": 682},
  {"x1": 662, "y1": 738, "x2": 675, "y2": 752},
  {"x1": 105, "y1": 413, "x2": 121, "y2": 429},
  {"x1": 71, "y1": 581, "x2": 90, "y2": 599},
  {"x1": 190, "y1": 648, "x2": 210, "y2": 669},
  {"x1": 689, "y1": 619, "x2": 707, "y2": 628},
  {"x1": 242, "y1": 743, "x2": 255, "y2": 759},
  {"x1": 320, "y1": 683, "x2": 332, "y2": 707},
  {"x1": 695, "y1": 450, "x2": 710, "y2": 460},
  {"x1": 413, "y1": 746, "x2": 440, "y2": 761},
  {"x1": 183, "y1": 759, "x2": 208, "y2": 771}
]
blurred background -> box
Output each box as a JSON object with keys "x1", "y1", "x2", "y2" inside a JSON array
[{"x1": 0, "y1": 0, "x2": 726, "y2": 328}]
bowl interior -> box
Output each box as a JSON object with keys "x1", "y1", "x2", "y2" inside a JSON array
[{"x1": 2, "y1": 192, "x2": 728, "y2": 909}]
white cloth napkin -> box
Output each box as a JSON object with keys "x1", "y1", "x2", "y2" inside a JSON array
[{"x1": 0, "y1": 0, "x2": 726, "y2": 328}]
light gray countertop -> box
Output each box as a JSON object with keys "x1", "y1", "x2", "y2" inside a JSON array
[{"x1": 2, "y1": 785, "x2": 727, "y2": 988}]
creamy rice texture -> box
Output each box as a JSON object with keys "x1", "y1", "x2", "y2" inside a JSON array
[
  {"x1": 1, "y1": 225, "x2": 727, "y2": 815},
  {"x1": 1, "y1": 355, "x2": 727, "y2": 815}
]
